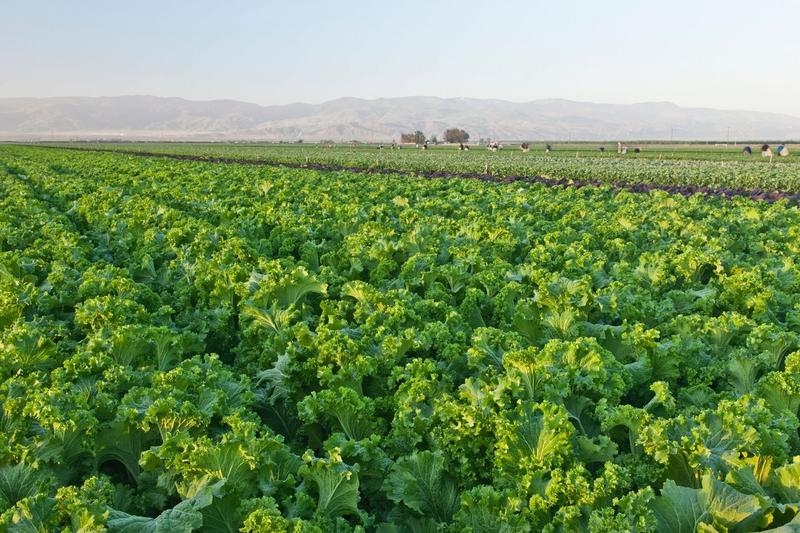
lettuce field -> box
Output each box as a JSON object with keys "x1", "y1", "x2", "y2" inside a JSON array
[
  {"x1": 52, "y1": 142, "x2": 800, "y2": 195},
  {"x1": 2, "y1": 144, "x2": 800, "y2": 531}
]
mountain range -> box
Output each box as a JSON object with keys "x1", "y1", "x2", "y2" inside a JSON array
[{"x1": 1, "y1": 95, "x2": 798, "y2": 141}]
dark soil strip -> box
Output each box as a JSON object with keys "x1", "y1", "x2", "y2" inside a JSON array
[{"x1": 20, "y1": 145, "x2": 800, "y2": 203}]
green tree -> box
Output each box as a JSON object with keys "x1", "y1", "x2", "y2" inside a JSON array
[
  {"x1": 400, "y1": 131, "x2": 427, "y2": 144},
  {"x1": 444, "y1": 128, "x2": 470, "y2": 143}
]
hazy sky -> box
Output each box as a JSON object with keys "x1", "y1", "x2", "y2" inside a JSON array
[{"x1": 2, "y1": 0, "x2": 799, "y2": 115}]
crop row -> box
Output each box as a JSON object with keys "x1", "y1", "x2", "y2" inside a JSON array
[
  {"x1": 2, "y1": 145, "x2": 800, "y2": 531},
  {"x1": 45, "y1": 142, "x2": 800, "y2": 193}
]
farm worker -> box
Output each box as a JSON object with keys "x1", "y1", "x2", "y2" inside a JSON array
[
  {"x1": 778, "y1": 144, "x2": 790, "y2": 157},
  {"x1": 742, "y1": 146, "x2": 752, "y2": 155},
  {"x1": 617, "y1": 142, "x2": 622, "y2": 154},
  {"x1": 761, "y1": 144, "x2": 773, "y2": 162},
  {"x1": 621, "y1": 145, "x2": 628, "y2": 155}
]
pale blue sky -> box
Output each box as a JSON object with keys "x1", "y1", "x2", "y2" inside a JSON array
[{"x1": 2, "y1": 0, "x2": 799, "y2": 115}]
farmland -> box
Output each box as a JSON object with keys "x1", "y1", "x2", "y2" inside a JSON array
[
  {"x1": 45, "y1": 141, "x2": 800, "y2": 195},
  {"x1": 2, "y1": 144, "x2": 800, "y2": 531}
]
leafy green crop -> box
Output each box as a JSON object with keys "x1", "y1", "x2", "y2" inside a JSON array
[
  {"x1": 46, "y1": 142, "x2": 800, "y2": 193},
  {"x1": 2, "y1": 144, "x2": 800, "y2": 531}
]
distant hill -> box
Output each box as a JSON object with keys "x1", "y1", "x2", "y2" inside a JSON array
[{"x1": 1, "y1": 95, "x2": 799, "y2": 141}]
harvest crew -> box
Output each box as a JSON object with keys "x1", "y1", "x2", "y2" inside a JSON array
[{"x1": 762, "y1": 144, "x2": 773, "y2": 162}]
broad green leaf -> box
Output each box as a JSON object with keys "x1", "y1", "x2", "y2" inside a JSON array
[
  {"x1": 701, "y1": 473, "x2": 763, "y2": 529},
  {"x1": 107, "y1": 478, "x2": 224, "y2": 533},
  {"x1": 299, "y1": 451, "x2": 360, "y2": 518},
  {"x1": 652, "y1": 480, "x2": 708, "y2": 533},
  {"x1": 384, "y1": 450, "x2": 459, "y2": 523},
  {"x1": 772, "y1": 461, "x2": 800, "y2": 503}
]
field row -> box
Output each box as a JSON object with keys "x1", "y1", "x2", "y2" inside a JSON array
[
  {"x1": 45, "y1": 142, "x2": 800, "y2": 194},
  {"x1": 2, "y1": 146, "x2": 800, "y2": 531}
]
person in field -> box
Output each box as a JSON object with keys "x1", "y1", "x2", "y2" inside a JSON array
[
  {"x1": 777, "y1": 144, "x2": 790, "y2": 157},
  {"x1": 762, "y1": 144, "x2": 773, "y2": 162},
  {"x1": 742, "y1": 146, "x2": 752, "y2": 156},
  {"x1": 617, "y1": 142, "x2": 623, "y2": 154},
  {"x1": 521, "y1": 142, "x2": 530, "y2": 152}
]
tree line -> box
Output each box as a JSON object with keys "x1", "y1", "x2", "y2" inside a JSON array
[{"x1": 400, "y1": 128, "x2": 470, "y2": 144}]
